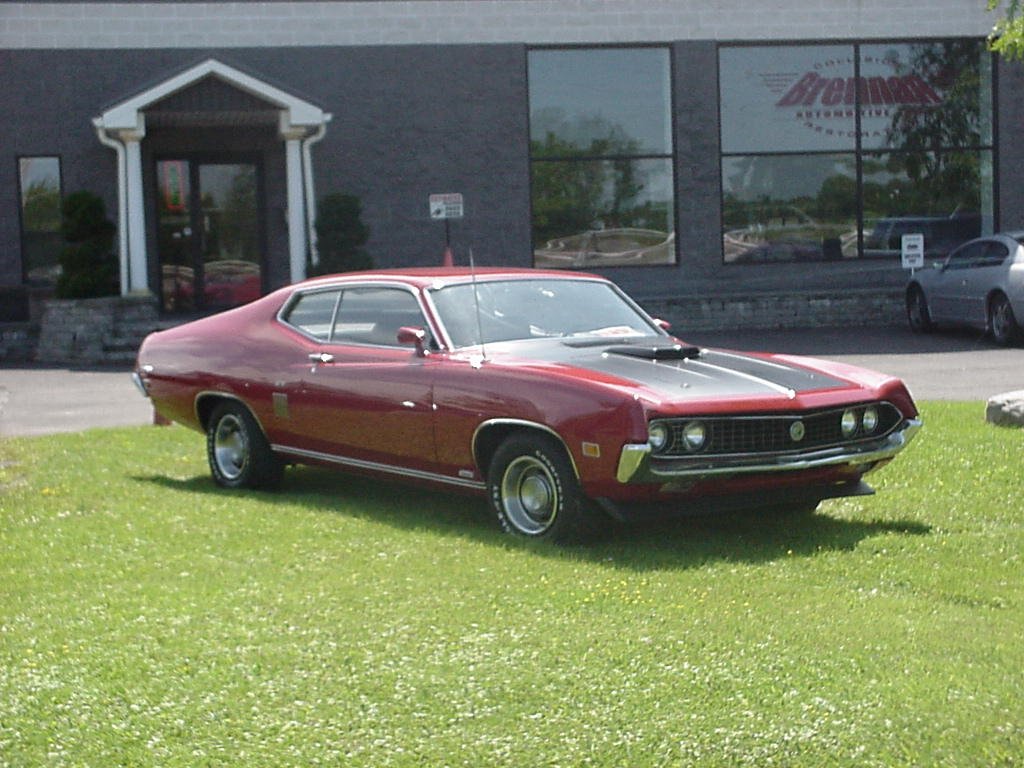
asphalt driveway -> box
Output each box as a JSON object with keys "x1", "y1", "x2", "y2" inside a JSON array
[{"x1": 1, "y1": 325, "x2": 1021, "y2": 437}]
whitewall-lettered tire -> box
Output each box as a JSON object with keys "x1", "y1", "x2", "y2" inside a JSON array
[
  {"x1": 206, "y1": 401, "x2": 283, "y2": 490},
  {"x1": 488, "y1": 433, "x2": 594, "y2": 543}
]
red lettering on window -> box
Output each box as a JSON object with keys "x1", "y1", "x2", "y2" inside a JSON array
[
  {"x1": 777, "y1": 72, "x2": 819, "y2": 106},
  {"x1": 866, "y1": 77, "x2": 894, "y2": 105},
  {"x1": 821, "y1": 77, "x2": 846, "y2": 106}
]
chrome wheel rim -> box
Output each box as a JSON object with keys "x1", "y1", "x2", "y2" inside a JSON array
[
  {"x1": 213, "y1": 413, "x2": 248, "y2": 480},
  {"x1": 500, "y1": 455, "x2": 558, "y2": 535}
]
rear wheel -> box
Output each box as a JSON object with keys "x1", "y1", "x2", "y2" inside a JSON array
[
  {"x1": 906, "y1": 286, "x2": 934, "y2": 333},
  {"x1": 207, "y1": 401, "x2": 283, "y2": 489},
  {"x1": 488, "y1": 434, "x2": 594, "y2": 543},
  {"x1": 989, "y1": 293, "x2": 1021, "y2": 346}
]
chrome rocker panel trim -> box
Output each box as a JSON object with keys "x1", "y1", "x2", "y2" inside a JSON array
[
  {"x1": 271, "y1": 443, "x2": 487, "y2": 491},
  {"x1": 617, "y1": 418, "x2": 922, "y2": 484}
]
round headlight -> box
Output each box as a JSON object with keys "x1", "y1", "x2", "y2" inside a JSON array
[
  {"x1": 648, "y1": 423, "x2": 669, "y2": 451},
  {"x1": 862, "y1": 406, "x2": 879, "y2": 433},
  {"x1": 682, "y1": 421, "x2": 707, "y2": 452},
  {"x1": 841, "y1": 409, "x2": 859, "y2": 437}
]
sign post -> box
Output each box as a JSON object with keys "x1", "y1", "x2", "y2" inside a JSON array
[
  {"x1": 429, "y1": 193, "x2": 464, "y2": 266},
  {"x1": 901, "y1": 233, "x2": 925, "y2": 275}
]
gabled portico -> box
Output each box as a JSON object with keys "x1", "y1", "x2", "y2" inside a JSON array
[{"x1": 92, "y1": 58, "x2": 331, "y2": 299}]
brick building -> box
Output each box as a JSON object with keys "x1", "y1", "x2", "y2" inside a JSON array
[{"x1": 2, "y1": 1, "x2": 1021, "y2": 330}]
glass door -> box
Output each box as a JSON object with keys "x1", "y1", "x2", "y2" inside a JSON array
[{"x1": 156, "y1": 159, "x2": 263, "y2": 313}]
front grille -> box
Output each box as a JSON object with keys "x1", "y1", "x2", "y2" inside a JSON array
[{"x1": 653, "y1": 403, "x2": 902, "y2": 458}]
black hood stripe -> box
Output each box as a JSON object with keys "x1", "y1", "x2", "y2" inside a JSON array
[{"x1": 520, "y1": 340, "x2": 850, "y2": 399}]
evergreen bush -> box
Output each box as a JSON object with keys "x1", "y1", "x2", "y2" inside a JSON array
[
  {"x1": 56, "y1": 191, "x2": 118, "y2": 299},
  {"x1": 309, "y1": 193, "x2": 372, "y2": 276}
]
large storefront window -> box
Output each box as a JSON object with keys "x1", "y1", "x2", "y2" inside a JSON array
[
  {"x1": 18, "y1": 156, "x2": 63, "y2": 283},
  {"x1": 528, "y1": 48, "x2": 676, "y2": 268},
  {"x1": 719, "y1": 40, "x2": 994, "y2": 264}
]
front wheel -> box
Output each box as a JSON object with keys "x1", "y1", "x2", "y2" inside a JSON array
[
  {"x1": 906, "y1": 286, "x2": 934, "y2": 333},
  {"x1": 989, "y1": 293, "x2": 1021, "y2": 346},
  {"x1": 206, "y1": 401, "x2": 283, "y2": 489},
  {"x1": 488, "y1": 434, "x2": 594, "y2": 543}
]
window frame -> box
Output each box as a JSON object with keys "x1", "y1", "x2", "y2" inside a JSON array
[
  {"x1": 16, "y1": 155, "x2": 64, "y2": 285},
  {"x1": 526, "y1": 44, "x2": 679, "y2": 269},
  {"x1": 716, "y1": 38, "x2": 998, "y2": 266},
  {"x1": 279, "y1": 283, "x2": 433, "y2": 349}
]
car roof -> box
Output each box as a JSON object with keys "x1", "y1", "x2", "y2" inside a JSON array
[{"x1": 290, "y1": 266, "x2": 608, "y2": 292}]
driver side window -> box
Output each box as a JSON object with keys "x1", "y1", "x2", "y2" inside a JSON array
[{"x1": 333, "y1": 287, "x2": 430, "y2": 347}]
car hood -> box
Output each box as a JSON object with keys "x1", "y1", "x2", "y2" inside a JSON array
[{"x1": 485, "y1": 337, "x2": 855, "y2": 401}]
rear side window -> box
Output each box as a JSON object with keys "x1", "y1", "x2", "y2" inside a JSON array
[
  {"x1": 283, "y1": 290, "x2": 340, "y2": 340},
  {"x1": 981, "y1": 241, "x2": 1010, "y2": 267}
]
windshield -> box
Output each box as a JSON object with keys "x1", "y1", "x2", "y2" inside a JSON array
[{"x1": 429, "y1": 278, "x2": 660, "y2": 348}]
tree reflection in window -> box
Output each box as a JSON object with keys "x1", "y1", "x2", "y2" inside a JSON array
[
  {"x1": 18, "y1": 157, "x2": 63, "y2": 283},
  {"x1": 528, "y1": 48, "x2": 675, "y2": 268},
  {"x1": 719, "y1": 40, "x2": 994, "y2": 264}
]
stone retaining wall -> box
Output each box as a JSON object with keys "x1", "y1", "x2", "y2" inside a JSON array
[
  {"x1": 33, "y1": 295, "x2": 161, "y2": 366},
  {"x1": 1, "y1": 289, "x2": 908, "y2": 366},
  {"x1": 644, "y1": 289, "x2": 905, "y2": 332},
  {"x1": 0, "y1": 324, "x2": 37, "y2": 362}
]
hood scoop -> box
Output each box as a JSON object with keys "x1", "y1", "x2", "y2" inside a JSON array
[{"x1": 605, "y1": 343, "x2": 701, "y2": 361}]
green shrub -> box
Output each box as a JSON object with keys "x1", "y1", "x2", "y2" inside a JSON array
[
  {"x1": 56, "y1": 191, "x2": 118, "y2": 299},
  {"x1": 309, "y1": 193, "x2": 372, "y2": 276}
]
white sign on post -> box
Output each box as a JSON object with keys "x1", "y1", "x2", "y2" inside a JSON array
[
  {"x1": 429, "y1": 193, "x2": 464, "y2": 220},
  {"x1": 901, "y1": 233, "x2": 925, "y2": 270}
]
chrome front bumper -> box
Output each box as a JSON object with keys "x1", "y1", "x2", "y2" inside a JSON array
[
  {"x1": 131, "y1": 370, "x2": 150, "y2": 398},
  {"x1": 616, "y1": 418, "x2": 922, "y2": 484}
]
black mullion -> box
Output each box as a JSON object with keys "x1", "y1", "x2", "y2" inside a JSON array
[
  {"x1": 854, "y1": 43, "x2": 864, "y2": 260},
  {"x1": 532, "y1": 153, "x2": 674, "y2": 163}
]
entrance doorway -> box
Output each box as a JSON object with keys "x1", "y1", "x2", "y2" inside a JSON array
[{"x1": 156, "y1": 158, "x2": 264, "y2": 313}]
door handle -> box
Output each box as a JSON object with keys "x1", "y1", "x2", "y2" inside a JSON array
[{"x1": 308, "y1": 352, "x2": 334, "y2": 364}]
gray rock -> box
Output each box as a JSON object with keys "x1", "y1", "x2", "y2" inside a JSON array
[{"x1": 986, "y1": 390, "x2": 1024, "y2": 427}]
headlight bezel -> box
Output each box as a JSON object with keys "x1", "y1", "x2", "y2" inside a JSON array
[
  {"x1": 862, "y1": 406, "x2": 880, "y2": 434},
  {"x1": 682, "y1": 421, "x2": 707, "y2": 453},
  {"x1": 648, "y1": 422, "x2": 669, "y2": 452},
  {"x1": 841, "y1": 408, "x2": 860, "y2": 437}
]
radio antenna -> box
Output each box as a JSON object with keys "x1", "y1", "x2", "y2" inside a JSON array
[{"x1": 468, "y1": 247, "x2": 487, "y2": 363}]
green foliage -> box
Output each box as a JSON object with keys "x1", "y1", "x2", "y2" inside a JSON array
[
  {"x1": 21, "y1": 179, "x2": 61, "y2": 232},
  {"x1": 310, "y1": 193, "x2": 372, "y2": 276},
  {"x1": 1, "y1": 402, "x2": 1022, "y2": 766},
  {"x1": 988, "y1": 0, "x2": 1024, "y2": 60},
  {"x1": 530, "y1": 121, "x2": 670, "y2": 246},
  {"x1": 55, "y1": 191, "x2": 117, "y2": 299}
]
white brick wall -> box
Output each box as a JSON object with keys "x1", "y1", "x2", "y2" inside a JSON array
[{"x1": 0, "y1": 1, "x2": 995, "y2": 49}]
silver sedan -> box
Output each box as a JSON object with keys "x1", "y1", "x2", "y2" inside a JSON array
[{"x1": 906, "y1": 231, "x2": 1024, "y2": 345}]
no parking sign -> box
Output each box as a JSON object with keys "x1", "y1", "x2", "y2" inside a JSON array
[
  {"x1": 429, "y1": 193, "x2": 464, "y2": 220},
  {"x1": 901, "y1": 233, "x2": 924, "y2": 270}
]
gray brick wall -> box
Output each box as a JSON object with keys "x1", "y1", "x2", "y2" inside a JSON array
[
  {"x1": 0, "y1": 1, "x2": 993, "y2": 49},
  {"x1": 997, "y1": 57, "x2": 1024, "y2": 232}
]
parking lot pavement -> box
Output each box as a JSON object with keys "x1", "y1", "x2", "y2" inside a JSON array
[
  {"x1": 1, "y1": 325, "x2": 1021, "y2": 437},
  {"x1": 0, "y1": 366, "x2": 154, "y2": 437},
  {"x1": 687, "y1": 325, "x2": 1024, "y2": 403}
]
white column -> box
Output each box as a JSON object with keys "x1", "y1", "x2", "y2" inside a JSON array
[
  {"x1": 284, "y1": 133, "x2": 307, "y2": 284},
  {"x1": 121, "y1": 129, "x2": 149, "y2": 294}
]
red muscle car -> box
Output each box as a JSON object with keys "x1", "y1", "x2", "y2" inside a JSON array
[{"x1": 133, "y1": 268, "x2": 921, "y2": 542}]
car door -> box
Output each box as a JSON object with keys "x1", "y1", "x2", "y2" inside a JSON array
[
  {"x1": 960, "y1": 240, "x2": 1011, "y2": 328},
  {"x1": 928, "y1": 241, "x2": 982, "y2": 323},
  {"x1": 280, "y1": 284, "x2": 440, "y2": 473}
]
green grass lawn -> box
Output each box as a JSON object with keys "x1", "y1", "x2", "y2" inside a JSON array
[{"x1": 1, "y1": 401, "x2": 1021, "y2": 767}]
